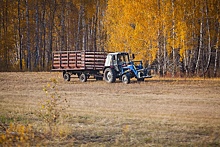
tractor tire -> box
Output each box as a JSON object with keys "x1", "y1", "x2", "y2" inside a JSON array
[
  {"x1": 137, "y1": 72, "x2": 144, "y2": 82},
  {"x1": 79, "y1": 73, "x2": 87, "y2": 82},
  {"x1": 104, "y1": 68, "x2": 116, "y2": 83},
  {"x1": 122, "y1": 74, "x2": 130, "y2": 84},
  {"x1": 63, "y1": 73, "x2": 71, "y2": 81}
]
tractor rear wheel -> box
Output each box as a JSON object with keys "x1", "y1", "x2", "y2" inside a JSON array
[
  {"x1": 122, "y1": 74, "x2": 130, "y2": 84},
  {"x1": 79, "y1": 73, "x2": 87, "y2": 82},
  {"x1": 104, "y1": 68, "x2": 116, "y2": 83}
]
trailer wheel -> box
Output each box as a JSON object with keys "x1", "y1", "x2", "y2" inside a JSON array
[
  {"x1": 122, "y1": 74, "x2": 130, "y2": 84},
  {"x1": 104, "y1": 68, "x2": 116, "y2": 83},
  {"x1": 63, "y1": 73, "x2": 71, "y2": 81},
  {"x1": 79, "y1": 73, "x2": 87, "y2": 82}
]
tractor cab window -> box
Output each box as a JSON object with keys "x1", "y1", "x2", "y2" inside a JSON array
[
  {"x1": 117, "y1": 55, "x2": 123, "y2": 63},
  {"x1": 117, "y1": 54, "x2": 129, "y2": 64},
  {"x1": 123, "y1": 54, "x2": 129, "y2": 63}
]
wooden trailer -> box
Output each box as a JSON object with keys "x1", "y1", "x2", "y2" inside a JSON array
[{"x1": 52, "y1": 51, "x2": 107, "y2": 82}]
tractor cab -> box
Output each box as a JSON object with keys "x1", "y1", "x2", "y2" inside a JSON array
[{"x1": 104, "y1": 52, "x2": 130, "y2": 72}]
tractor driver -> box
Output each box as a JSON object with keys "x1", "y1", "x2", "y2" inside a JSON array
[{"x1": 117, "y1": 55, "x2": 123, "y2": 64}]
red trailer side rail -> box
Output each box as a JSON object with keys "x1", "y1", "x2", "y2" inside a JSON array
[
  {"x1": 52, "y1": 51, "x2": 107, "y2": 82},
  {"x1": 52, "y1": 51, "x2": 107, "y2": 71}
]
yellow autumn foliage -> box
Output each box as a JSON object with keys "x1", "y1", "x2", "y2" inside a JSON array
[
  {"x1": 0, "y1": 123, "x2": 34, "y2": 146},
  {"x1": 105, "y1": 0, "x2": 219, "y2": 67},
  {"x1": 105, "y1": 0, "x2": 160, "y2": 63}
]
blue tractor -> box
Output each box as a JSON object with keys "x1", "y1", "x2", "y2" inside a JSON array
[{"x1": 103, "y1": 52, "x2": 152, "y2": 84}]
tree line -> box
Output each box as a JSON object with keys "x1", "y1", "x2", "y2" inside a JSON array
[
  {"x1": 0, "y1": 0, "x2": 106, "y2": 71},
  {"x1": 105, "y1": 0, "x2": 220, "y2": 77},
  {"x1": 0, "y1": 0, "x2": 219, "y2": 77}
]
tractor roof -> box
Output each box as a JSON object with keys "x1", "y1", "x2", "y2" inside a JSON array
[{"x1": 108, "y1": 52, "x2": 129, "y2": 55}]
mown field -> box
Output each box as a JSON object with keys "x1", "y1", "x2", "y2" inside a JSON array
[{"x1": 0, "y1": 72, "x2": 220, "y2": 146}]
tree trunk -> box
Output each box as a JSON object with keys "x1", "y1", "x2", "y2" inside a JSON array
[
  {"x1": 81, "y1": 5, "x2": 86, "y2": 51},
  {"x1": 93, "y1": 1, "x2": 99, "y2": 51},
  {"x1": 203, "y1": 0, "x2": 212, "y2": 76},
  {"x1": 48, "y1": 0, "x2": 56, "y2": 63},
  {"x1": 3, "y1": 0, "x2": 9, "y2": 71},
  {"x1": 157, "y1": 30, "x2": 161, "y2": 76},
  {"x1": 189, "y1": 0, "x2": 196, "y2": 76},
  {"x1": 88, "y1": 18, "x2": 93, "y2": 51},
  {"x1": 157, "y1": 0, "x2": 161, "y2": 76},
  {"x1": 41, "y1": 1, "x2": 46, "y2": 69},
  {"x1": 163, "y1": 33, "x2": 167, "y2": 76},
  {"x1": 60, "y1": 0, "x2": 66, "y2": 51},
  {"x1": 18, "y1": 0, "x2": 23, "y2": 71},
  {"x1": 214, "y1": 0, "x2": 219, "y2": 77},
  {"x1": 171, "y1": 0, "x2": 176, "y2": 77},
  {"x1": 0, "y1": 1, "x2": 2, "y2": 70},
  {"x1": 34, "y1": 1, "x2": 40, "y2": 69},
  {"x1": 195, "y1": 19, "x2": 203, "y2": 75},
  {"x1": 75, "y1": 5, "x2": 83, "y2": 51},
  {"x1": 25, "y1": 0, "x2": 31, "y2": 71},
  {"x1": 162, "y1": 0, "x2": 167, "y2": 76},
  {"x1": 214, "y1": 22, "x2": 219, "y2": 77},
  {"x1": 213, "y1": 47, "x2": 218, "y2": 77}
]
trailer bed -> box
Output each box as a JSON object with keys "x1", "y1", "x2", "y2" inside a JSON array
[{"x1": 52, "y1": 51, "x2": 107, "y2": 71}]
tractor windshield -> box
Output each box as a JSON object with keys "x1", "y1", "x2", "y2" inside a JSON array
[{"x1": 118, "y1": 54, "x2": 129, "y2": 64}]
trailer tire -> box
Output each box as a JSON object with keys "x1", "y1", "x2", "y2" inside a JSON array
[
  {"x1": 63, "y1": 73, "x2": 71, "y2": 81},
  {"x1": 122, "y1": 74, "x2": 130, "y2": 84},
  {"x1": 104, "y1": 68, "x2": 116, "y2": 83},
  {"x1": 79, "y1": 73, "x2": 87, "y2": 82}
]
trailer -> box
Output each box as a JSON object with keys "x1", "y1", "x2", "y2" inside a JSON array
[{"x1": 52, "y1": 51, "x2": 107, "y2": 82}]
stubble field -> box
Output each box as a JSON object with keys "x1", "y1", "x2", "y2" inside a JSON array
[{"x1": 0, "y1": 72, "x2": 220, "y2": 146}]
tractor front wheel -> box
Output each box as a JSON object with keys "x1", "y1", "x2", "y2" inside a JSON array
[
  {"x1": 104, "y1": 68, "x2": 116, "y2": 83},
  {"x1": 122, "y1": 74, "x2": 130, "y2": 84}
]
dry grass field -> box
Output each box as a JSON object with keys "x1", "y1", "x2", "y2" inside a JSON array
[{"x1": 0, "y1": 72, "x2": 220, "y2": 146}]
